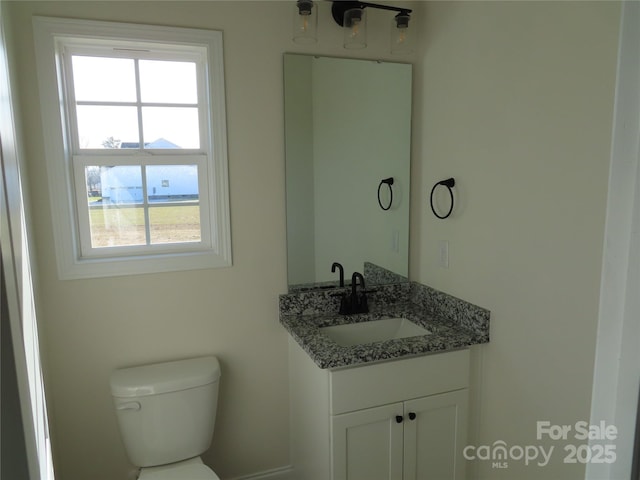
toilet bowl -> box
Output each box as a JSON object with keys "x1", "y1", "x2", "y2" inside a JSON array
[
  {"x1": 137, "y1": 457, "x2": 220, "y2": 480},
  {"x1": 110, "y1": 357, "x2": 221, "y2": 480}
]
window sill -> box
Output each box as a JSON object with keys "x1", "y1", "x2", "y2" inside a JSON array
[{"x1": 59, "y1": 248, "x2": 231, "y2": 280}]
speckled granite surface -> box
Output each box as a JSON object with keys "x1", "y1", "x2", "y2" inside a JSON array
[
  {"x1": 288, "y1": 280, "x2": 342, "y2": 293},
  {"x1": 363, "y1": 262, "x2": 408, "y2": 286},
  {"x1": 279, "y1": 282, "x2": 490, "y2": 369},
  {"x1": 288, "y1": 262, "x2": 407, "y2": 293}
]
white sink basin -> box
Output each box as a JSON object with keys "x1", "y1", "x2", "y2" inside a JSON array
[{"x1": 320, "y1": 317, "x2": 430, "y2": 347}]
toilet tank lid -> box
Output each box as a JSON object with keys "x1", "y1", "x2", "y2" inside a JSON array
[{"x1": 110, "y1": 356, "x2": 221, "y2": 398}]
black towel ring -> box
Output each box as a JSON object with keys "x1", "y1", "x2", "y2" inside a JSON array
[
  {"x1": 377, "y1": 177, "x2": 394, "y2": 211},
  {"x1": 430, "y1": 178, "x2": 455, "y2": 219}
]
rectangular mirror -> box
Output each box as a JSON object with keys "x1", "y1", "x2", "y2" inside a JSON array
[{"x1": 284, "y1": 54, "x2": 412, "y2": 292}]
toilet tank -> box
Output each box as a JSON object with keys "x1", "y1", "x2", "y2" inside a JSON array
[{"x1": 110, "y1": 356, "x2": 221, "y2": 467}]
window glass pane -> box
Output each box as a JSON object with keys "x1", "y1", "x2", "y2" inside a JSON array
[
  {"x1": 99, "y1": 165, "x2": 144, "y2": 205},
  {"x1": 89, "y1": 206, "x2": 146, "y2": 248},
  {"x1": 146, "y1": 165, "x2": 199, "y2": 202},
  {"x1": 139, "y1": 60, "x2": 198, "y2": 104},
  {"x1": 76, "y1": 106, "x2": 139, "y2": 149},
  {"x1": 149, "y1": 206, "x2": 201, "y2": 244},
  {"x1": 142, "y1": 107, "x2": 200, "y2": 149},
  {"x1": 85, "y1": 166, "x2": 145, "y2": 247},
  {"x1": 146, "y1": 165, "x2": 201, "y2": 244},
  {"x1": 72, "y1": 56, "x2": 137, "y2": 102}
]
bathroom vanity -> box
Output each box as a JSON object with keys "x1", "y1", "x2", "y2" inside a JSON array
[
  {"x1": 280, "y1": 282, "x2": 490, "y2": 480},
  {"x1": 290, "y1": 341, "x2": 469, "y2": 480}
]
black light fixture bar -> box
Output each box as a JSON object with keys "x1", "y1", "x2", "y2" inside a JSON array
[{"x1": 331, "y1": 1, "x2": 412, "y2": 27}]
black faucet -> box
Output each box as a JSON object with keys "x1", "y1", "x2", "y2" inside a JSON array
[
  {"x1": 333, "y1": 270, "x2": 370, "y2": 315},
  {"x1": 336, "y1": 272, "x2": 368, "y2": 315},
  {"x1": 331, "y1": 262, "x2": 344, "y2": 287}
]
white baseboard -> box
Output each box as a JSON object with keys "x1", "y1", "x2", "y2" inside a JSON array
[{"x1": 225, "y1": 465, "x2": 294, "y2": 480}]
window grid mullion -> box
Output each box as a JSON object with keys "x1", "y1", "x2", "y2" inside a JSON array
[
  {"x1": 134, "y1": 58, "x2": 144, "y2": 151},
  {"x1": 140, "y1": 164, "x2": 152, "y2": 246},
  {"x1": 75, "y1": 100, "x2": 198, "y2": 108}
]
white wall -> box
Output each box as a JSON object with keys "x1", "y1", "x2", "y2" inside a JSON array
[
  {"x1": 4, "y1": 2, "x2": 418, "y2": 479},
  {"x1": 412, "y1": 2, "x2": 621, "y2": 479},
  {"x1": 5, "y1": 1, "x2": 622, "y2": 479}
]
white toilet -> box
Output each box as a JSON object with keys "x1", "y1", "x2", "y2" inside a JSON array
[{"x1": 110, "y1": 356, "x2": 222, "y2": 480}]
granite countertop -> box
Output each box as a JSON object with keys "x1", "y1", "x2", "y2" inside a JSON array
[{"x1": 279, "y1": 282, "x2": 490, "y2": 369}]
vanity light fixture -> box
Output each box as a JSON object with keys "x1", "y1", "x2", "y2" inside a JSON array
[
  {"x1": 293, "y1": 0, "x2": 318, "y2": 44},
  {"x1": 331, "y1": 1, "x2": 413, "y2": 53},
  {"x1": 292, "y1": 0, "x2": 414, "y2": 53},
  {"x1": 342, "y1": 6, "x2": 367, "y2": 49},
  {"x1": 390, "y1": 11, "x2": 414, "y2": 54}
]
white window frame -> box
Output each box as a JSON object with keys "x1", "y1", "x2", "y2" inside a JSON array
[{"x1": 33, "y1": 17, "x2": 231, "y2": 279}]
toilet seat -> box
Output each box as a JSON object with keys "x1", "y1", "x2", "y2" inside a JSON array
[{"x1": 138, "y1": 460, "x2": 220, "y2": 480}]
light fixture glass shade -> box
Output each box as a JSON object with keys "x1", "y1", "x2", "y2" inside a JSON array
[
  {"x1": 391, "y1": 13, "x2": 414, "y2": 54},
  {"x1": 343, "y1": 8, "x2": 367, "y2": 49},
  {"x1": 293, "y1": 0, "x2": 318, "y2": 44}
]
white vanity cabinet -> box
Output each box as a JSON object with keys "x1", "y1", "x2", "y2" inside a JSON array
[
  {"x1": 289, "y1": 339, "x2": 470, "y2": 480},
  {"x1": 332, "y1": 389, "x2": 468, "y2": 480}
]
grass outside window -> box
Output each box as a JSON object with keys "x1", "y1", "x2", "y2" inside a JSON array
[{"x1": 89, "y1": 204, "x2": 200, "y2": 247}]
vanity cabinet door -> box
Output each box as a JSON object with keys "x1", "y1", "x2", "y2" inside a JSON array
[
  {"x1": 403, "y1": 389, "x2": 469, "y2": 480},
  {"x1": 331, "y1": 403, "x2": 404, "y2": 480}
]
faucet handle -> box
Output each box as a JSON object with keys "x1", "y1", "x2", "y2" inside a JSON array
[
  {"x1": 339, "y1": 296, "x2": 352, "y2": 315},
  {"x1": 358, "y1": 294, "x2": 369, "y2": 313},
  {"x1": 330, "y1": 291, "x2": 352, "y2": 315}
]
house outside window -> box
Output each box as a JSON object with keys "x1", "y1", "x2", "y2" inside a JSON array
[{"x1": 33, "y1": 17, "x2": 231, "y2": 279}]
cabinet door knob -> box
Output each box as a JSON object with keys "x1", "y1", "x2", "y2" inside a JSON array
[
  {"x1": 408, "y1": 412, "x2": 416, "y2": 421},
  {"x1": 395, "y1": 415, "x2": 404, "y2": 423}
]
